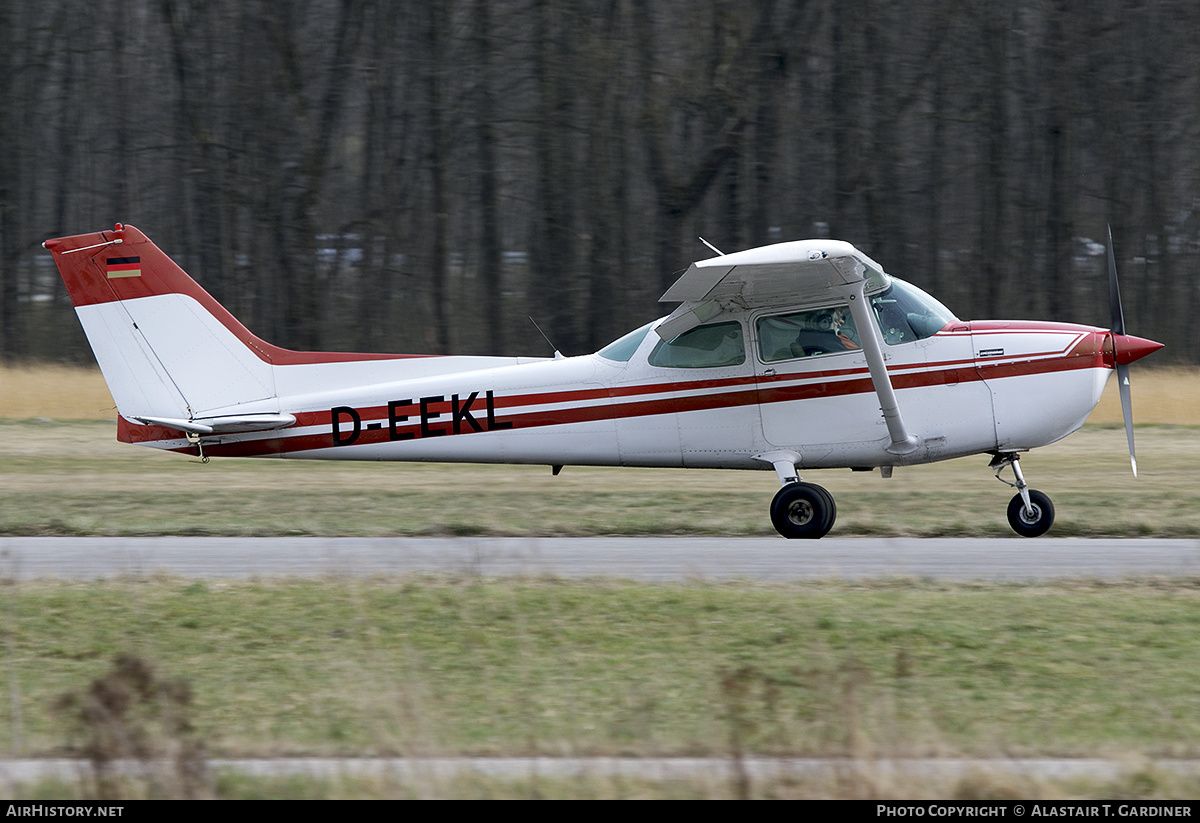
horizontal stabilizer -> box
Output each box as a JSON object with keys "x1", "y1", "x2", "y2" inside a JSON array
[{"x1": 130, "y1": 413, "x2": 297, "y2": 435}]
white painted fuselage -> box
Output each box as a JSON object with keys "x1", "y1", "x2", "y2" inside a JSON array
[
  {"x1": 47, "y1": 224, "x2": 1148, "y2": 482},
  {"x1": 98, "y1": 293, "x2": 1112, "y2": 474}
]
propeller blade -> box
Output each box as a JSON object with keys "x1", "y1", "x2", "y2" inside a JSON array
[
  {"x1": 1107, "y1": 224, "x2": 1126, "y2": 336},
  {"x1": 1117, "y1": 362, "x2": 1137, "y2": 478},
  {"x1": 1107, "y1": 225, "x2": 1141, "y2": 476}
]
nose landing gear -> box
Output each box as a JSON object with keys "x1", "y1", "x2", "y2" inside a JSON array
[{"x1": 990, "y1": 452, "x2": 1055, "y2": 537}]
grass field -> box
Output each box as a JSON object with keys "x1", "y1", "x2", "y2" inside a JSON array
[
  {"x1": 1, "y1": 365, "x2": 1199, "y2": 537},
  {"x1": 7, "y1": 576, "x2": 1200, "y2": 799},
  {"x1": 3, "y1": 364, "x2": 1200, "y2": 798},
  {"x1": 2, "y1": 419, "x2": 1197, "y2": 537}
]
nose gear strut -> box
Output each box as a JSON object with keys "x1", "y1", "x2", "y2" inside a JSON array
[{"x1": 990, "y1": 452, "x2": 1054, "y2": 537}]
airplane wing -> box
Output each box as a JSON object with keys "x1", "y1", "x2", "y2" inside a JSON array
[
  {"x1": 659, "y1": 239, "x2": 919, "y2": 455},
  {"x1": 656, "y1": 240, "x2": 891, "y2": 339}
]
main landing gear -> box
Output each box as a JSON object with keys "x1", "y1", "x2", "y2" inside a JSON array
[
  {"x1": 770, "y1": 482, "x2": 837, "y2": 539},
  {"x1": 990, "y1": 452, "x2": 1055, "y2": 537},
  {"x1": 760, "y1": 452, "x2": 837, "y2": 539}
]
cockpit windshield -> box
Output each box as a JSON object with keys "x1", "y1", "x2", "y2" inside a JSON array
[{"x1": 869, "y1": 279, "x2": 957, "y2": 345}]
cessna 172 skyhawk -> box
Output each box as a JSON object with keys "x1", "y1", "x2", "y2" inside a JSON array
[{"x1": 44, "y1": 223, "x2": 1162, "y2": 539}]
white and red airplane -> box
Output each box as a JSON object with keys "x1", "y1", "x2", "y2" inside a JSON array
[{"x1": 44, "y1": 223, "x2": 1162, "y2": 538}]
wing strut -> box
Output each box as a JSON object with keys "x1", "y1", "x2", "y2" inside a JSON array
[{"x1": 842, "y1": 281, "x2": 920, "y2": 455}]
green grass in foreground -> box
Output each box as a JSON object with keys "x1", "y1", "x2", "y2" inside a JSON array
[
  {"x1": 2, "y1": 420, "x2": 1198, "y2": 536},
  {"x1": 7, "y1": 576, "x2": 1200, "y2": 764}
]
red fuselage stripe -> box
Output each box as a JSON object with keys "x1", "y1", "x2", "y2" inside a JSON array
[{"x1": 135, "y1": 330, "x2": 1107, "y2": 457}]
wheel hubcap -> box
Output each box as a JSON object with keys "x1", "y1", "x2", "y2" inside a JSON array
[{"x1": 787, "y1": 499, "x2": 815, "y2": 526}]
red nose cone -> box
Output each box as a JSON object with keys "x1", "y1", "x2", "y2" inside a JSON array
[{"x1": 1112, "y1": 333, "x2": 1164, "y2": 367}]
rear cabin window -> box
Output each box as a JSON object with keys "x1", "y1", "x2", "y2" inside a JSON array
[{"x1": 648, "y1": 321, "x2": 745, "y2": 368}]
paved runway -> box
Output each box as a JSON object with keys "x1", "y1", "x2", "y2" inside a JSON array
[{"x1": 3, "y1": 536, "x2": 1199, "y2": 581}]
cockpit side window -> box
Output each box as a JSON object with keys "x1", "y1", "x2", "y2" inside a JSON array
[
  {"x1": 756, "y1": 306, "x2": 861, "y2": 362},
  {"x1": 648, "y1": 321, "x2": 745, "y2": 368}
]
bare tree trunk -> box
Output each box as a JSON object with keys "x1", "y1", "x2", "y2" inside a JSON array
[
  {"x1": 829, "y1": 0, "x2": 866, "y2": 244},
  {"x1": 632, "y1": 0, "x2": 744, "y2": 293},
  {"x1": 1043, "y1": 1, "x2": 1074, "y2": 322},
  {"x1": 529, "y1": 0, "x2": 579, "y2": 353},
  {"x1": 0, "y1": 0, "x2": 16, "y2": 359},
  {"x1": 424, "y1": 0, "x2": 452, "y2": 354},
  {"x1": 749, "y1": 2, "x2": 786, "y2": 248},
  {"x1": 356, "y1": 1, "x2": 406, "y2": 352},
  {"x1": 474, "y1": 0, "x2": 503, "y2": 353},
  {"x1": 978, "y1": 8, "x2": 1010, "y2": 319},
  {"x1": 160, "y1": 0, "x2": 227, "y2": 302},
  {"x1": 923, "y1": 50, "x2": 947, "y2": 299}
]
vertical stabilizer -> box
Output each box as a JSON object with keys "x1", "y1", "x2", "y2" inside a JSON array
[{"x1": 44, "y1": 224, "x2": 276, "y2": 421}]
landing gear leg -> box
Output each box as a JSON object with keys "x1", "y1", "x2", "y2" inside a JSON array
[{"x1": 990, "y1": 452, "x2": 1054, "y2": 537}]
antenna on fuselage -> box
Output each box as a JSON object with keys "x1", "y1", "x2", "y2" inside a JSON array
[{"x1": 528, "y1": 316, "x2": 565, "y2": 360}]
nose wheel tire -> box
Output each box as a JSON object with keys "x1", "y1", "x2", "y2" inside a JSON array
[
  {"x1": 770, "y1": 482, "x2": 837, "y2": 539},
  {"x1": 1006, "y1": 489, "x2": 1054, "y2": 537}
]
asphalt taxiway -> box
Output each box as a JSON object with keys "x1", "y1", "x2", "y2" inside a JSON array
[{"x1": 3, "y1": 536, "x2": 1198, "y2": 581}]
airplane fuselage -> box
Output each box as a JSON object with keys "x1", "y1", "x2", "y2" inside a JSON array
[{"x1": 115, "y1": 298, "x2": 1114, "y2": 474}]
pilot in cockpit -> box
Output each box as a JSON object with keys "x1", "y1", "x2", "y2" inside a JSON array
[{"x1": 788, "y1": 307, "x2": 860, "y2": 357}]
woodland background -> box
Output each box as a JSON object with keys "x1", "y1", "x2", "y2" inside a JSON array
[{"x1": 1, "y1": 0, "x2": 1198, "y2": 363}]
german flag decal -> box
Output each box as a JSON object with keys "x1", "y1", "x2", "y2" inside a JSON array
[{"x1": 106, "y1": 256, "x2": 141, "y2": 278}]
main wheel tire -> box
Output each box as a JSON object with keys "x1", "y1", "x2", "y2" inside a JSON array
[
  {"x1": 812, "y1": 484, "x2": 837, "y2": 530},
  {"x1": 770, "y1": 482, "x2": 837, "y2": 539},
  {"x1": 1006, "y1": 489, "x2": 1055, "y2": 537}
]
